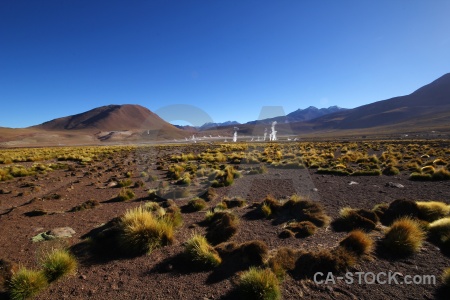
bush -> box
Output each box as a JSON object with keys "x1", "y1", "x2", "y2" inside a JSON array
[
  {"x1": 382, "y1": 165, "x2": 400, "y2": 175},
  {"x1": 268, "y1": 247, "x2": 303, "y2": 278},
  {"x1": 41, "y1": 249, "x2": 77, "y2": 282},
  {"x1": 201, "y1": 187, "x2": 217, "y2": 202},
  {"x1": 416, "y1": 201, "x2": 450, "y2": 222},
  {"x1": 381, "y1": 199, "x2": 420, "y2": 225},
  {"x1": 237, "y1": 267, "x2": 281, "y2": 300},
  {"x1": 223, "y1": 196, "x2": 246, "y2": 208},
  {"x1": 409, "y1": 172, "x2": 432, "y2": 181},
  {"x1": 293, "y1": 248, "x2": 356, "y2": 279},
  {"x1": 432, "y1": 168, "x2": 450, "y2": 181},
  {"x1": 118, "y1": 179, "x2": 133, "y2": 187},
  {"x1": 117, "y1": 188, "x2": 135, "y2": 202},
  {"x1": 382, "y1": 218, "x2": 425, "y2": 257},
  {"x1": 187, "y1": 197, "x2": 207, "y2": 211},
  {"x1": 442, "y1": 267, "x2": 450, "y2": 287},
  {"x1": 184, "y1": 234, "x2": 221, "y2": 269},
  {"x1": 282, "y1": 196, "x2": 330, "y2": 227},
  {"x1": 428, "y1": 217, "x2": 450, "y2": 244},
  {"x1": 205, "y1": 211, "x2": 239, "y2": 244},
  {"x1": 118, "y1": 206, "x2": 175, "y2": 255},
  {"x1": 332, "y1": 207, "x2": 377, "y2": 232},
  {"x1": 339, "y1": 230, "x2": 373, "y2": 256},
  {"x1": 8, "y1": 268, "x2": 48, "y2": 300},
  {"x1": 70, "y1": 199, "x2": 99, "y2": 212},
  {"x1": 285, "y1": 221, "x2": 317, "y2": 238}
]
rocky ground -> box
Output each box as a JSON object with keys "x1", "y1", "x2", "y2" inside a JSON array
[{"x1": 1, "y1": 146, "x2": 450, "y2": 300}]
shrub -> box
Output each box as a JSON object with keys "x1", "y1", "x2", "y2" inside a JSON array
[
  {"x1": 118, "y1": 179, "x2": 133, "y2": 187},
  {"x1": 184, "y1": 234, "x2": 221, "y2": 269},
  {"x1": 282, "y1": 196, "x2": 330, "y2": 227},
  {"x1": 416, "y1": 201, "x2": 450, "y2": 222},
  {"x1": 164, "y1": 203, "x2": 183, "y2": 227},
  {"x1": 382, "y1": 218, "x2": 425, "y2": 257},
  {"x1": 205, "y1": 211, "x2": 239, "y2": 244},
  {"x1": 428, "y1": 217, "x2": 450, "y2": 245},
  {"x1": 409, "y1": 172, "x2": 432, "y2": 181},
  {"x1": 187, "y1": 197, "x2": 207, "y2": 211},
  {"x1": 285, "y1": 221, "x2": 317, "y2": 238},
  {"x1": 331, "y1": 207, "x2": 377, "y2": 232},
  {"x1": 201, "y1": 187, "x2": 217, "y2": 202},
  {"x1": 432, "y1": 168, "x2": 450, "y2": 181},
  {"x1": 339, "y1": 230, "x2": 373, "y2": 256},
  {"x1": 237, "y1": 267, "x2": 281, "y2": 300},
  {"x1": 117, "y1": 188, "x2": 135, "y2": 201},
  {"x1": 381, "y1": 199, "x2": 420, "y2": 225},
  {"x1": 41, "y1": 249, "x2": 77, "y2": 282},
  {"x1": 118, "y1": 206, "x2": 175, "y2": 255},
  {"x1": 372, "y1": 203, "x2": 389, "y2": 220},
  {"x1": 382, "y1": 165, "x2": 400, "y2": 175},
  {"x1": 223, "y1": 196, "x2": 246, "y2": 208},
  {"x1": 8, "y1": 268, "x2": 48, "y2": 300},
  {"x1": 267, "y1": 247, "x2": 303, "y2": 278},
  {"x1": 70, "y1": 199, "x2": 99, "y2": 212},
  {"x1": 293, "y1": 248, "x2": 356, "y2": 279},
  {"x1": 261, "y1": 203, "x2": 272, "y2": 218},
  {"x1": 442, "y1": 267, "x2": 450, "y2": 287}
]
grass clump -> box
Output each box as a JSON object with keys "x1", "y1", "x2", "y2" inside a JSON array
[
  {"x1": 381, "y1": 199, "x2": 420, "y2": 225},
  {"x1": 201, "y1": 187, "x2": 218, "y2": 202},
  {"x1": 416, "y1": 201, "x2": 450, "y2": 222},
  {"x1": 285, "y1": 221, "x2": 317, "y2": 238},
  {"x1": 70, "y1": 199, "x2": 99, "y2": 212},
  {"x1": 282, "y1": 195, "x2": 331, "y2": 227},
  {"x1": 237, "y1": 267, "x2": 281, "y2": 300},
  {"x1": 117, "y1": 188, "x2": 135, "y2": 202},
  {"x1": 339, "y1": 230, "x2": 373, "y2": 256},
  {"x1": 267, "y1": 247, "x2": 303, "y2": 278},
  {"x1": 118, "y1": 206, "x2": 175, "y2": 255},
  {"x1": 382, "y1": 218, "x2": 425, "y2": 257},
  {"x1": 332, "y1": 207, "x2": 377, "y2": 232},
  {"x1": 41, "y1": 249, "x2": 77, "y2": 282},
  {"x1": 184, "y1": 234, "x2": 221, "y2": 269},
  {"x1": 8, "y1": 268, "x2": 48, "y2": 300},
  {"x1": 382, "y1": 165, "x2": 400, "y2": 175},
  {"x1": 205, "y1": 211, "x2": 239, "y2": 244},
  {"x1": 293, "y1": 248, "x2": 356, "y2": 279},
  {"x1": 432, "y1": 168, "x2": 450, "y2": 181},
  {"x1": 223, "y1": 196, "x2": 246, "y2": 208},
  {"x1": 187, "y1": 197, "x2": 207, "y2": 212},
  {"x1": 442, "y1": 267, "x2": 450, "y2": 287},
  {"x1": 428, "y1": 217, "x2": 450, "y2": 252},
  {"x1": 118, "y1": 179, "x2": 133, "y2": 187}
]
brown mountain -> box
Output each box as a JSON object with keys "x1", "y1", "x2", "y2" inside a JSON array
[
  {"x1": 34, "y1": 104, "x2": 176, "y2": 131},
  {"x1": 310, "y1": 73, "x2": 450, "y2": 131}
]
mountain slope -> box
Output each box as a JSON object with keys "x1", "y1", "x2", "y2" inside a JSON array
[
  {"x1": 34, "y1": 104, "x2": 177, "y2": 131},
  {"x1": 246, "y1": 106, "x2": 347, "y2": 125},
  {"x1": 311, "y1": 73, "x2": 450, "y2": 130}
]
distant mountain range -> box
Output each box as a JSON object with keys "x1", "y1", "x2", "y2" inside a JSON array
[{"x1": 1, "y1": 73, "x2": 450, "y2": 146}]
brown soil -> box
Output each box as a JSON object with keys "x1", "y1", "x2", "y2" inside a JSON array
[{"x1": 1, "y1": 148, "x2": 450, "y2": 300}]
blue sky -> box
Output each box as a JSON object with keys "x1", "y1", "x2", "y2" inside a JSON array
[{"x1": 1, "y1": 0, "x2": 450, "y2": 128}]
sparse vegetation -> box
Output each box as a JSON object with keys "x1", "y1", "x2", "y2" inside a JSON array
[
  {"x1": 237, "y1": 267, "x2": 281, "y2": 300},
  {"x1": 41, "y1": 249, "x2": 77, "y2": 282},
  {"x1": 117, "y1": 187, "x2": 136, "y2": 201},
  {"x1": 8, "y1": 268, "x2": 48, "y2": 300},
  {"x1": 118, "y1": 206, "x2": 176, "y2": 255},
  {"x1": 184, "y1": 234, "x2": 221, "y2": 268},
  {"x1": 339, "y1": 230, "x2": 373, "y2": 256},
  {"x1": 382, "y1": 218, "x2": 425, "y2": 257}
]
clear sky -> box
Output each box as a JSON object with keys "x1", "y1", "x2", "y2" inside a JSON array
[{"x1": 1, "y1": 0, "x2": 450, "y2": 128}]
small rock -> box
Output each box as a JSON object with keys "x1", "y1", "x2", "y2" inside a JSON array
[
  {"x1": 386, "y1": 182, "x2": 404, "y2": 188},
  {"x1": 48, "y1": 227, "x2": 76, "y2": 238},
  {"x1": 349, "y1": 181, "x2": 359, "y2": 185},
  {"x1": 312, "y1": 188, "x2": 319, "y2": 192}
]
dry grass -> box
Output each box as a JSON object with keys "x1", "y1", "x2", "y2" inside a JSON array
[
  {"x1": 8, "y1": 268, "x2": 48, "y2": 300},
  {"x1": 237, "y1": 267, "x2": 281, "y2": 300},
  {"x1": 40, "y1": 249, "x2": 77, "y2": 282},
  {"x1": 184, "y1": 234, "x2": 221, "y2": 269},
  {"x1": 332, "y1": 207, "x2": 377, "y2": 232},
  {"x1": 285, "y1": 221, "x2": 317, "y2": 238},
  {"x1": 382, "y1": 218, "x2": 425, "y2": 257},
  {"x1": 442, "y1": 267, "x2": 450, "y2": 287},
  {"x1": 205, "y1": 211, "x2": 239, "y2": 244},
  {"x1": 416, "y1": 201, "x2": 450, "y2": 222},
  {"x1": 118, "y1": 206, "x2": 175, "y2": 255},
  {"x1": 339, "y1": 230, "x2": 374, "y2": 256}
]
